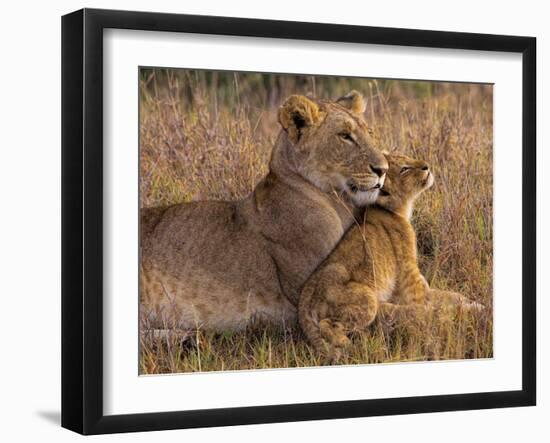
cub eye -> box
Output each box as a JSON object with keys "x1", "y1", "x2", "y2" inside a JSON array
[
  {"x1": 400, "y1": 166, "x2": 411, "y2": 174},
  {"x1": 339, "y1": 132, "x2": 353, "y2": 141}
]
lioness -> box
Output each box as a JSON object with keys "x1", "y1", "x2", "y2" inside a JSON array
[
  {"x1": 140, "y1": 91, "x2": 388, "y2": 332},
  {"x1": 299, "y1": 153, "x2": 481, "y2": 356}
]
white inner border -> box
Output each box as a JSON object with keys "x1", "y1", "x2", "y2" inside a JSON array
[{"x1": 103, "y1": 29, "x2": 523, "y2": 416}]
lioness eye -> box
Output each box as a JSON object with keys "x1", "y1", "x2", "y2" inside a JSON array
[
  {"x1": 400, "y1": 166, "x2": 411, "y2": 173},
  {"x1": 339, "y1": 132, "x2": 353, "y2": 141}
]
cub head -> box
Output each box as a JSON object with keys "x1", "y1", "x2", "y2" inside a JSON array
[
  {"x1": 278, "y1": 91, "x2": 388, "y2": 207},
  {"x1": 376, "y1": 153, "x2": 434, "y2": 219}
]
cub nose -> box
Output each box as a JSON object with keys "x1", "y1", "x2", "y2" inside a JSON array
[{"x1": 370, "y1": 164, "x2": 387, "y2": 177}]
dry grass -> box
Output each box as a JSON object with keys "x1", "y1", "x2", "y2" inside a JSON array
[{"x1": 139, "y1": 68, "x2": 493, "y2": 374}]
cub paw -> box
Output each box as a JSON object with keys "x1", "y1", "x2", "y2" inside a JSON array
[
  {"x1": 331, "y1": 321, "x2": 352, "y2": 347},
  {"x1": 319, "y1": 319, "x2": 351, "y2": 348}
]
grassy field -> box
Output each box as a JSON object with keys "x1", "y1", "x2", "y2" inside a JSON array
[{"x1": 139, "y1": 68, "x2": 493, "y2": 374}]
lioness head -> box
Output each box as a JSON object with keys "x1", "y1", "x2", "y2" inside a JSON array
[
  {"x1": 376, "y1": 153, "x2": 434, "y2": 218},
  {"x1": 278, "y1": 91, "x2": 388, "y2": 206}
]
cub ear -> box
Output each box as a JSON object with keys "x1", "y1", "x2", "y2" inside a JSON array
[
  {"x1": 336, "y1": 90, "x2": 367, "y2": 114},
  {"x1": 278, "y1": 95, "x2": 321, "y2": 144}
]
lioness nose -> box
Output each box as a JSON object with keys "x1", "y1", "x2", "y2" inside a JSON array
[{"x1": 370, "y1": 164, "x2": 387, "y2": 177}]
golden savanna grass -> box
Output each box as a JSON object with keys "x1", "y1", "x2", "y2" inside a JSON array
[{"x1": 139, "y1": 69, "x2": 493, "y2": 374}]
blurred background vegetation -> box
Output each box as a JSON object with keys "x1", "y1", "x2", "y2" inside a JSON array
[{"x1": 139, "y1": 67, "x2": 478, "y2": 114}]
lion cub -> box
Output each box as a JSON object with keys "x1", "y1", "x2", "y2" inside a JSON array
[{"x1": 299, "y1": 153, "x2": 474, "y2": 356}]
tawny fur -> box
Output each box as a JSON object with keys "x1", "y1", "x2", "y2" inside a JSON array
[
  {"x1": 140, "y1": 91, "x2": 388, "y2": 332},
  {"x1": 298, "y1": 153, "x2": 479, "y2": 358}
]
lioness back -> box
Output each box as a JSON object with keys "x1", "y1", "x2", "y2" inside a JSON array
[
  {"x1": 140, "y1": 91, "x2": 388, "y2": 332},
  {"x1": 141, "y1": 200, "x2": 292, "y2": 331}
]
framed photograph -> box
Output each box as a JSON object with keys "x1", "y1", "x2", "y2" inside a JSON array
[{"x1": 62, "y1": 8, "x2": 536, "y2": 435}]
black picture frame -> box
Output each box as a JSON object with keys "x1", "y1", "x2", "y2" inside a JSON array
[{"x1": 61, "y1": 8, "x2": 536, "y2": 435}]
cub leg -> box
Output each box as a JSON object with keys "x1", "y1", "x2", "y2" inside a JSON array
[
  {"x1": 299, "y1": 264, "x2": 379, "y2": 359},
  {"x1": 377, "y1": 302, "x2": 431, "y2": 326},
  {"x1": 317, "y1": 282, "x2": 379, "y2": 359},
  {"x1": 377, "y1": 270, "x2": 430, "y2": 326},
  {"x1": 319, "y1": 319, "x2": 351, "y2": 348},
  {"x1": 330, "y1": 282, "x2": 379, "y2": 329},
  {"x1": 426, "y1": 289, "x2": 485, "y2": 312},
  {"x1": 393, "y1": 268, "x2": 429, "y2": 306},
  {"x1": 299, "y1": 263, "x2": 352, "y2": 355},
  {"x1": 318, "y1": 319, "x2": 349, "y2": 363}
]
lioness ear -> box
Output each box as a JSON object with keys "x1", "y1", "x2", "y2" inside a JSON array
[
  {"x1": 278, "y1": 95, "x2": 321, "y2": 144},
  {"x1": 337, "y1": 90, "x2": 366, "y2": 114}
]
